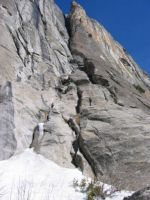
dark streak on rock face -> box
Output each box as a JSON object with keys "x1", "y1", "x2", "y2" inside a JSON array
[{"x1": 0, "y1": 82, "x2": 17, "y2": 159}]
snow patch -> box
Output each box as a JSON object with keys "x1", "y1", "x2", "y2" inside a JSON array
[
  {"x1": 38, "y1": 122, "x2": 44, "y2": 141},
  {"x1": 0, "y1": 149, "x2": 132, "y2": 200},
  {"x1": 0, "y1": 149, "x2": 86, "y2": 200}
]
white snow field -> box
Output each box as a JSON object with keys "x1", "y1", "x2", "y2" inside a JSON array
[{"x1": 0, "y1": 149, "x2": 132, "y2": 200}]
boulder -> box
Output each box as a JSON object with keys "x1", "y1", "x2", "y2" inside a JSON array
[{"x1": 124, "y1": 187, "x2": 150, "y2": 200}]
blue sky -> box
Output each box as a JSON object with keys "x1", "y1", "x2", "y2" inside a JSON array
[{"x1": 55, "y1": 0, "x2": 150, "y2": 75}]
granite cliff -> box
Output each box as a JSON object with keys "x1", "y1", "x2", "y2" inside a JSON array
[{"x1": 0, "y1": 0, "x2": 150, "y2": 194}]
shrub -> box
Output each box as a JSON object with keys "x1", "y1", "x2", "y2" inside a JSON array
[
  {"x1": 73, "y1": 178, "x2": 118, "y2": 200},
  {"x1": 80, "y1": 178, "x2": 87, "y2": 192},
  {"x1": 87, "y1": 180, "x2": 107, "y2": 200},
  {"x1": 73, "y1": 178, "x2": 79, "y2": 188}
]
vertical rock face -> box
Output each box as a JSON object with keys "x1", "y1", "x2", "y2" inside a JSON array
[
  {"x1": 68, "y1": 1, "x2": 150, "y2": 190},
  {"x1": 0, "y1": 0, "x2": 77, "y2": 167},
  {"x1": 0, "y1": 0, "x2": 150, "y2": 191}
]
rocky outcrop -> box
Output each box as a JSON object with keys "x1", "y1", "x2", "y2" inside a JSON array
[
  {"x1": 30, "y1": 107, "x2": 74, "y2": 166},
  {"x1": 0, "y1": 0, "x2": 150, "y2": 192},
  {"x1": 124, "y1": 187, "x2": 150, "y2": 200}
]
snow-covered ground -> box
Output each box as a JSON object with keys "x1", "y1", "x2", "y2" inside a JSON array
[{"x1": 0, "y1": 149, "x2": 132, "y2": 200}]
